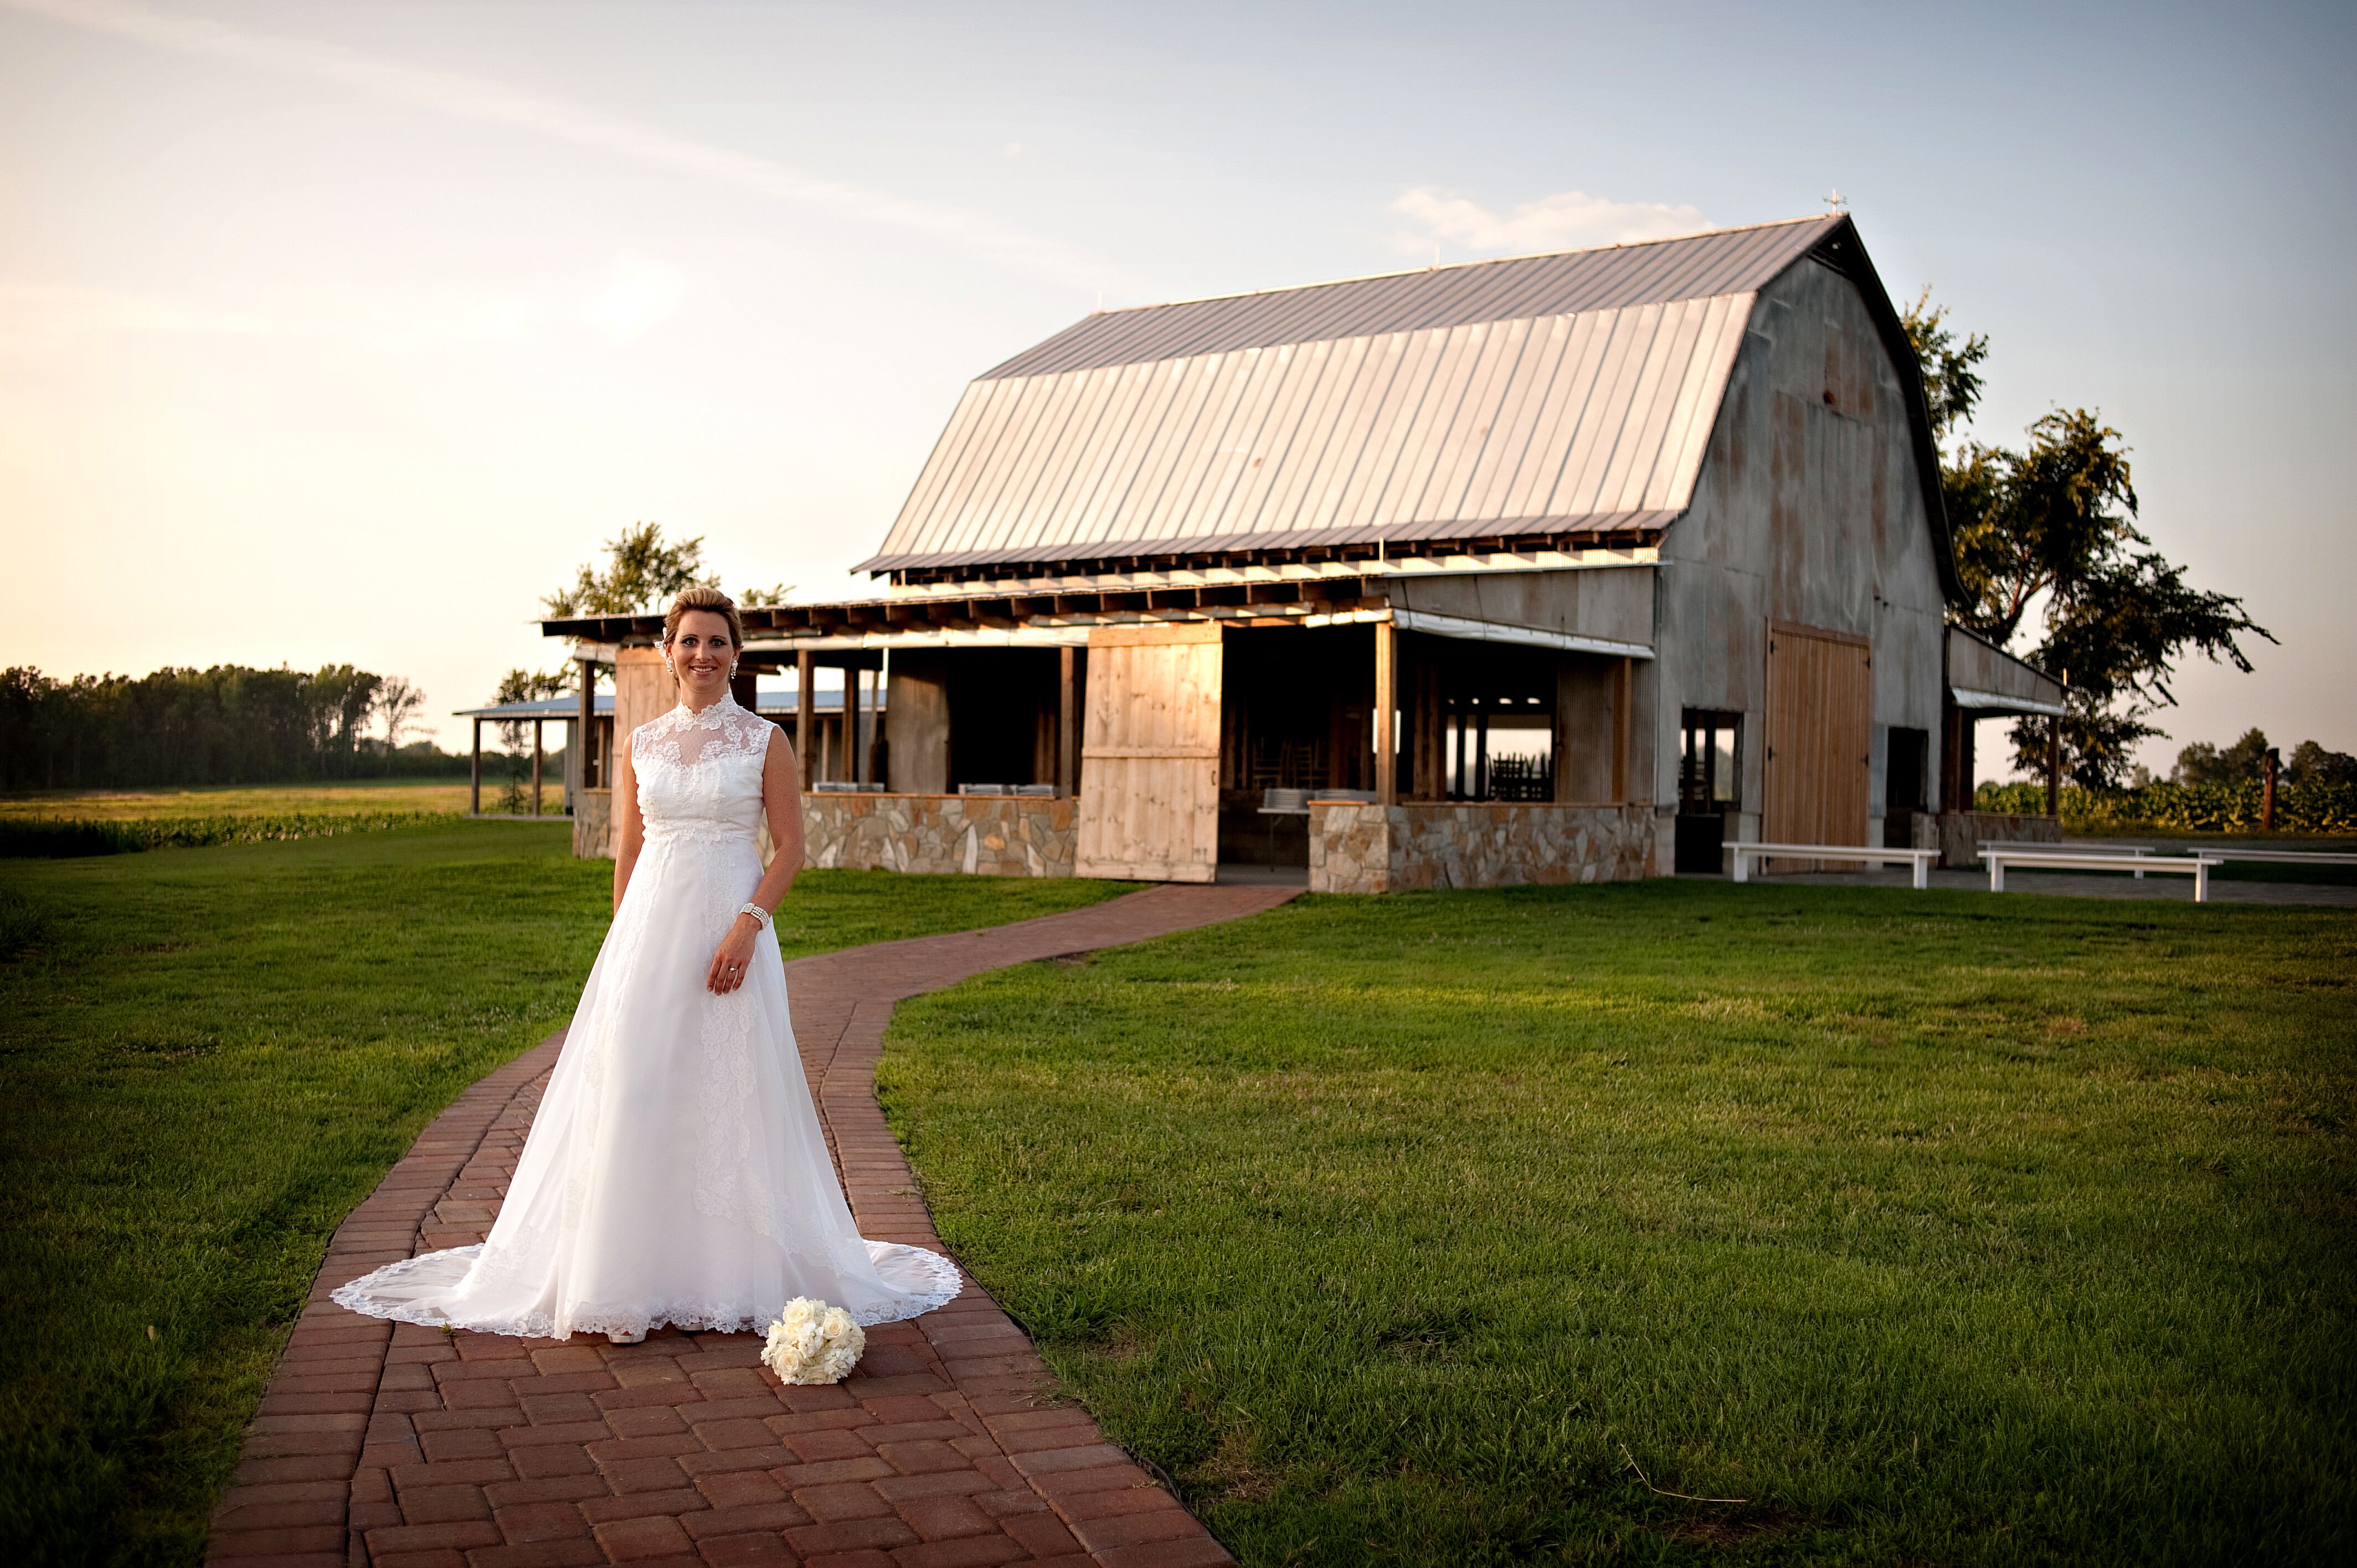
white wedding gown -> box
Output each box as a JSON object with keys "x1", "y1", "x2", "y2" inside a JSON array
[{"x1": 333, "y1": 695, "x2": 961, "y2": 1339}]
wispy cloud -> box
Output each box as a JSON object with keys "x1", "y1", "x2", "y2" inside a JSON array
[
  {"x1": 1389, "y1": 186, "x2": 1709, "y2": 257},
  {"x1": 4, "y1": 0, "x2": 1134, "y2": 293}
]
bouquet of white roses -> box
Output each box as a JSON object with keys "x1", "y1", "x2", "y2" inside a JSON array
[{"x1": 761, "y1": 1297, "x2": 865, "y2": 1385}]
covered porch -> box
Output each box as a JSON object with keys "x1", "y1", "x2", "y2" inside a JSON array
[
  {"x1": 1937, "y1": 625, "x2": 2070, "y2": 866},
  {"x1": 540, "y1": 563, "x2": 1663, "y2": 889}
]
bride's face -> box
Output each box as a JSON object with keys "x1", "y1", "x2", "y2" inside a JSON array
[{"x1": 668, "y1": 610, "x2": 737, "y2": 705}]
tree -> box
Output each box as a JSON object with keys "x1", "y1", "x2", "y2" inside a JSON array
[
  {"x1": 377, "y1": 675, "x2": 424, "y2": 752},
  {"x1": 2174, "y1": 728, "x2": 2270, "y2": 786},
  {"x1": 543, "y1": 522, "x2": 715, "y2": 617},
  {"x1": 2283, "y1": 739, "x2": 2356, "y2": 788},
  {"x1": 1901, "y1": 292, "x2": 2274, "y2": 788}
]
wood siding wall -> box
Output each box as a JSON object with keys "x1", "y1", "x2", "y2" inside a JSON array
[
  {"x1": 1763, "y1": 621, "x2": 1872, "y2": 854},
  {"x1": 1074, "y1": 623, "x2": 1222, "y2": 881}
]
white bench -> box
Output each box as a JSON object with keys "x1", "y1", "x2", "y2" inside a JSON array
[
  {"x1": 1979, "y1": 847, "x2": 2222, "y2": 901},
  {"x1": 2147, "y1": 845, "x2": 2357, "y2": 867},
  {"x1": 1729, "y1": 842, "x2": 1943, "y2": 889},
  {"x1": 1983, "y1": 839, "x2": 2155, "y2": 878}
]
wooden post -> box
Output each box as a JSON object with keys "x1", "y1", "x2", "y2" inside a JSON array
[
  {"x1": 858, "y1": 660, "x2": 877, "y2": 782},
  {"x1": 469, "y1": 718, "x2": 482, "y2": 816},
  {"x1": 795, "y1": 649, "x2": 815, "y2": 789},
  {"x1": 2263, "y1": 747, "x2": 2279, "y2": 831},
  {"x1": 2044, "y1": 713, "x2": 2061, "y2": 818},
  {"x1": 531, "y1": 719, "x2": 544, "y2": 817},
  {"x1": 1612, "y1": 657, "x2": 1633, "y2": 803},
  {"x1": 1373, "y1": 621, "x2": 1397, "y2": 806},
  {"x1": 576, "y1": 658, "x2": 595, "y2": 793},
  {"x1": 1057, "y1": 646, "x2": 1079, "y2": 798}
]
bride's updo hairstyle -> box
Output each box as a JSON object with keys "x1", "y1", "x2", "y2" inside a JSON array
[{"x1": 662, "y1": 586, "x2": 745, "y2": 650}]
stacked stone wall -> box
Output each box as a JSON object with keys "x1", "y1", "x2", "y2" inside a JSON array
[
  {"x1": 801, "y1": 794, "x2": 1076, "y2": 877},
  {"x1": 1309, "y1": 802, "x2": 1657, "y2": 894},
  {"x1": 1934, "y1": 809, "x2": 2059, "y2": 870},
  {"x1": 572, "y1": 788, "x2": 613, "y2": 859}
]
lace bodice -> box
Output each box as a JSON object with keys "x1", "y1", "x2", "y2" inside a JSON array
[{"x1": 631, "y1": 696, "x2": 775, "y2": 844}]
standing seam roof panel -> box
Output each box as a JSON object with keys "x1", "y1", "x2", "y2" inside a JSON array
[
  {"x1": 1373, "y1": 323, "x2": 1484, "y2": 526},
  {"x1": 859, "y1": 218, "x2": 1936, "y2": 574},
  {"x1": 1411, "y1": 317, "x2": 1530, "y2": 525},
  {"x1": 978, "y1": 216, "x2": 1838, "y2": 379}
]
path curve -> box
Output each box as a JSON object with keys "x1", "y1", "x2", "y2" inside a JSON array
[{"x1": 207, "y1": 882, "x2": 1296, "y2": 1568}]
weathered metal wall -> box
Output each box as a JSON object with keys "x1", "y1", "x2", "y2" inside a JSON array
[
  {"x1": 1386, "y1": 567, "x2": 1653, "y2": 647},
  {"x1": 1651, "y1": 257, "x2": 1950, "y2": 857}
]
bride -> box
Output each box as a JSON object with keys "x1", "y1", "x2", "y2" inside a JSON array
[{"x1": 334, "y1": 587, "x2": 960, "y2": 1345}]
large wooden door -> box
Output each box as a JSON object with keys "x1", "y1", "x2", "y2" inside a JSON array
[
  {"x1": 1763, "y1": 620, "x2": 1871, "y2": 862},
  {"x1": 1075, "y1": 623, "x2": 1222, "y2": 881}
]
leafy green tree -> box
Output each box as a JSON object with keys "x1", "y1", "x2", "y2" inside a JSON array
[
  {"x1": 2283, "y1": 739, "x2": 2355, "y2": 788},
  {"x1": 543, "y1": 522, "x2": 715, "y2": 617},
  {"x1": 2174, "y1": 728, "x2": 2270, "y2": 786},
  {"x1": 1901, "y1": 294, "x2": 2273, "y2": 788}
]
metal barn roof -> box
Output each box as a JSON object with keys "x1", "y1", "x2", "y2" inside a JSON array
[{"x1": 859, "y1": 218, "x2": 1851, "y2": 579}]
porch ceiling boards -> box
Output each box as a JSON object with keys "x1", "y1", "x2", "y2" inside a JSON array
[{"x1": 860, "y1": 218, "x2": 1845, "y2": 583}]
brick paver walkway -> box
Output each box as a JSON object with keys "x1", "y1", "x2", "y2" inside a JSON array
[{"x1": 207, "y1": 883, "x2": 1297, "y2": 1568}]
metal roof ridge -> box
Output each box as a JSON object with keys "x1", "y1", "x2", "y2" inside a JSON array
[{"x1": 1089, "y1": 215, "x2": 1837, "y2": 318}]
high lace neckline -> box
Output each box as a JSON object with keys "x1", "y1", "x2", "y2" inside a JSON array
[{"x1": 669, "y1": 694, "x2": 744, "y2": 724}]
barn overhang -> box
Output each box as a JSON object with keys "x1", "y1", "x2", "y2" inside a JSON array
[{"x1": 1944, "y1": 626, "x2": 2065, "y2": 718}]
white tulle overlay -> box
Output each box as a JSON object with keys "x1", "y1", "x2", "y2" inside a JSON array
[{"x1": 333, "y1": 695, "x2": 961, "y2": 1339}]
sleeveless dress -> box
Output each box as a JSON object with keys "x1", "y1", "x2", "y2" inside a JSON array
[{"x1": 332, "y1": 695, "x2": 961, "y2": 1339}]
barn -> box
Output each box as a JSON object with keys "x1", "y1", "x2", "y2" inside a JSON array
[{"x1": 546, "y1": 214, "x2": 2062, "y2": 888}]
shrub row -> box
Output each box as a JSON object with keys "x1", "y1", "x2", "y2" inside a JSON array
[
  {"x1": 0, "y1": 811, "x2": 463, "y2": 859},
  {"x1": 1974, "y1": 778, "x2": 2357, "y2": 835}
]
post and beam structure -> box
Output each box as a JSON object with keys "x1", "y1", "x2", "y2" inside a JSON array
[
  {"x1": 1612, "y1": 657, "x2": 1633, "y2": 803},
  {"x1": 1373, "y1": 621, "x2": 1397, "y2": 806},
  {"x1": 2045, "y1": 715, "x2": 2062, "y2": 818},
  {"x1": 470, "y1": 718, "x2": 482, "y2": 816},
  {"x1": 576, "y1": 658, "x2": 596, "y2": 795},
  {"x1": 1056, "y1": 646, "x2": 1079, "y2": 799},
  {"x1": 858, "y1": 660, "x2": 877, "y2": 782},
  {"x1": 531, "y1": 719, "x2": 544, "y2": 817},
  {"x1": 795, "y1": 649, "x2": 815, "y2": 790}
]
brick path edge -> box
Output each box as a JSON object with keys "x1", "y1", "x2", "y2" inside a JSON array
[{"x1": 207, "y1": 882, "x2": 1297, "y2": 1568}]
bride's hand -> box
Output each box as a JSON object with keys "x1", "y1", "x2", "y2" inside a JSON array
[{"x1": 707, "y1": 915, "x2": 761, "y2": 994}]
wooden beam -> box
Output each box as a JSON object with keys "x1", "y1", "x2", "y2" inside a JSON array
[
  {"x1": 531, "y1": 718, "x2": 544, "y2": 817},
  {"x1": 576, "y1": 658, "x2": 595, "y2": 791},
  {"x1": 470, "y1": 718, "x2": 482, "y2": 816},
  {"x1": 1612, "y1": 657, "x2": 1632, "y2": 803},
  {"x1": 1057, "y1": 645, "x2": 1079, "y2": 800},
  {"x1": 795, "y1": 649, "x2": 815, "y2": 789},
  {"x1": 1374, "y1": 620, "x2": 1397, "y2": 806},
  {"x1": 2045, "y1": 714, "x2": 2061, "y2": 818},
  {"x1": 847, "y1": 666, "x2": 865, "y2": 785}
]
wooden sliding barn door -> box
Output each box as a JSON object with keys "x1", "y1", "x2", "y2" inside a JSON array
[
  {"x1": 1074, "y1": 623, "x2": 1223, "y2": 882},
  {"x1": 1763, "y1": 620, "x2": 1871, "y2": 867}
]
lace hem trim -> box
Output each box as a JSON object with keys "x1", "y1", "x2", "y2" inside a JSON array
[{"x1": 329, "y1": 1243, "x2": 965, "y2": 1339}]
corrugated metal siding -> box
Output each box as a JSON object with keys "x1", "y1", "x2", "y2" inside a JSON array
[
  {"x1": 985, "y1": 216, "x2": 1833, "y2": 379},
  {"x1": 866, "y1": 292, "x2": 1753, "y2": 570}
]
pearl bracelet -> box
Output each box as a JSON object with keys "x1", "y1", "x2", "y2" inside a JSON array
[{"x1": 737, "y1": 902, "x2": 773, "y2": 930}]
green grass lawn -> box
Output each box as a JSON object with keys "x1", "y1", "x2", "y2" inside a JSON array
[
  {"x1": 0, "y1": 824, "x2": 1131, "y2": 1565},
  {"x1": 879, "y1": 883, "x2": 2357, "y2": 1567}
]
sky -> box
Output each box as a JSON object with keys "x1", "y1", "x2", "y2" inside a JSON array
[{"x1": 2, "y1": 0, "x2": 2350, "y2": 774}]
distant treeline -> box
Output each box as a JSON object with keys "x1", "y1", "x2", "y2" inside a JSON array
[{"x1": 0, "y1": 664, "x2": 463, "y2": 791}]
